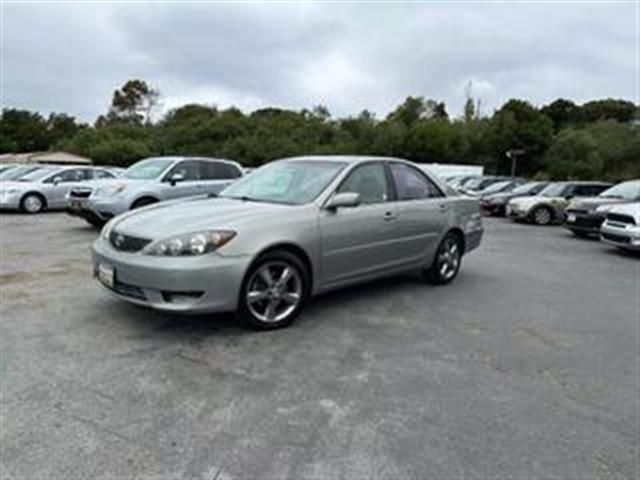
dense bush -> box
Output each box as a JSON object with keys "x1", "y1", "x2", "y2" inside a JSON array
[{"x1": 1, "y1": 86, "x2": 638, "y2": 180}]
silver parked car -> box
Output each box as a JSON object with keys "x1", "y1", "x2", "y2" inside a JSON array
[
  {"x1": 70, "y1": 156, "x2": 243, "y2": 226},
  {"x1": 600, "y1": 202, "x2": 640, "y2": 251},
  {"x1": 0, "y1": 165, "x2": 118, "y2": 213},
  {"x1": 92, "y1": 156, "x2": 484, "y2": 329}
]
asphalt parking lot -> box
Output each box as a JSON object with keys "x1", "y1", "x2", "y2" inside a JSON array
[{"x1": 1, "y1": 213, "x2": 638, "y2": 478}]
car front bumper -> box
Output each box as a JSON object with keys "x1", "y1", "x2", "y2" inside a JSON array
[
  {"x1": 506, "y1": 204, "x2": 529, "y2": 220},
  {"x1": 87, "y1": 196, "x2": 130, "y2": 220},
  {"x1": 0, "y1": 192, "x2": 23, "y2": 210},
  {"x1": 564, "y1": 211, "x2": 605, "y2": 234},
  {"x1": 91, "y1": 238, "x2": 253, "y2": 313},
  {"x1": 480, "y1": 202, "x2": 506, "y2": 215},
  {"x1": 600, "y1": 223, "x2": 640, "y2": 251}
]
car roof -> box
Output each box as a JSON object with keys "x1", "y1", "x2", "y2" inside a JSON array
[{"x1": 280, "y1": 155, "x2": 420, "y2": 165}]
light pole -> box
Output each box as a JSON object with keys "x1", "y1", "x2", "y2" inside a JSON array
[{"x1": 506, "y1": 149, "x2": 525, "y2": 177}]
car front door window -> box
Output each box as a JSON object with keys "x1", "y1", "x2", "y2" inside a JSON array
[{"x1": 337, "y1": 163, "x2": 388, "y2": 204}]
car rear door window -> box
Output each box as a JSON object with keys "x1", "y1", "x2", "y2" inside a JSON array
[
  {"x1": 165, "y1": 160, "x2": 202, "y2": 181},
  {"x1": 93, "y1": 169, "x2": 115, "y2": 179},
  {"x1": 201, "y1": 161, "x2": 242, "y2": 180},
  {"x1": 389, "y1": 163, "x2": 443, "y2": 200},
  {"x1": 337, "y1": 163, "x2": 388, "y2": 204}
]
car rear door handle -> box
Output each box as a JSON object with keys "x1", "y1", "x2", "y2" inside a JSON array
[
  {"x1": 439, "y1": 203, "x2": 449, "y2": 212},
  {"x1": 383, "y1": 211, "x2": 396, "y2": 221}
]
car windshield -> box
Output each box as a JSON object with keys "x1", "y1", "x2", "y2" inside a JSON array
[
  {"x1": 598, "y1": 180, "x2": 640, "y2": 200},
  {"x1": 123, "y1": 158, "x2": 175, "y2": 180},
  {"x1": 480, "y1": 181, "x2": 511, "y2": 194},
  {"x1": 220, "y1": 160, "x2": 347, "y2": 205},
  {"x1": 539, "y1": 183, "x2": 567, "y2": 197},
  {"x1": 512, "y1": 182, "x2": 544, "y2": 194},
  {"x1": 16, "y1": 167, "x2": 60, "y2": 182},
  {"x1": 0, "y1": 166, "x2": 40, "y2": 180}
]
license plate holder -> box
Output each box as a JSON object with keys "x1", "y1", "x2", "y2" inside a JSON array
[{"x1": 97, "y1": 263, "x2": 115, "y2": 288}]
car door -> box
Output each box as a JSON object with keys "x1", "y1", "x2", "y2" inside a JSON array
[
  {"x1": 387, "y1": 162, "x2": 448, "y2": 264},
  {"x1": 200, "y1": 161, "x2": 242, "y2": 195},
  {"x1": 318, "y1": 161, "x2": 399, "y2": 286},
  {"x1": 43, "y1": 168, "x2": 91, "y2": 208},
  {"x1": 160, "y1": 160, "x2": 202, "y2": 199}
]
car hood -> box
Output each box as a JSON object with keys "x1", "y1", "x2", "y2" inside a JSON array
[
  {"x1": 569, "y1": 197, "x2": 635, "y2": 211},
  {"x1": 0, "y1": 180, "x2": 35, "y2": 190},
  {"x1": 112, "y1": 197, "x2": 292, "y2": 238},
  {"x1": 606, "y1": 202, "x2": 640, "y2": 222}
]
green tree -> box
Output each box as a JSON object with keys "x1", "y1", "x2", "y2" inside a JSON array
[
  {"x1": 108, "y1": 79, "x2": 160, "y2": 124},
  {"x1": 0, "y1": 108, "x2": 49, "y2": 152},
  {"x1": 541, "y1": 98, "x2": 578, "y2": 131},
  {"x1": 486, "y1": 100, "x2": 554, "y2": 176}
]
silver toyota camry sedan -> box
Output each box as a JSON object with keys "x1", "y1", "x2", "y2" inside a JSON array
[{"x1": 92, "y1": 156, "x2": 483, "y2": 329}]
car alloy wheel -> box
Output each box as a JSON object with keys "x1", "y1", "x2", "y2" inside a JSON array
[
  {"x1": 425, "y1": 233, "x2": 462, "y2": 284},
  {"x1": 240, "y1": 251, "x2": 308, "y2": 329},
  {"x1": 532, "y1": 206, "x2": 552, "y2": 225},
  {"x1": 21, "y1": 194, "x2": 44, "y2": 213}
]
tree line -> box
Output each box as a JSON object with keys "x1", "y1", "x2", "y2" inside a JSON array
[{"x1": 1, "y1": 79, "x2": 638, "y2": 180}]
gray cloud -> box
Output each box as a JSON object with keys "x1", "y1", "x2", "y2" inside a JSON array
[{"x1": 1, "y1": 1, "x2": 636, "y2": 122}]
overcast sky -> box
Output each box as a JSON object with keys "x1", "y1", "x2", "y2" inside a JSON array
[{"x1": 1, "y1": 1, "x2": 637, "y2": 122}]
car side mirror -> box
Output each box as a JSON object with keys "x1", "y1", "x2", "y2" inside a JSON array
[
  {"x1": 169, "y1": 172, "x2": 185, "y2": 186},
  {"x1": 326, "y1": 192, "x2": 360, "y2": 211},
  {"x1": 52, "y1": 176, "x2": 62, "y2": 185}
]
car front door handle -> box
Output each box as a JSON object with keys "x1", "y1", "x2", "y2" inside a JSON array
[
  {"x1": 383, "y1": 211, "x2": 396, "y2": 221},
  {"x1": 439, "y1": 204, "x2": 449, "y2": 212}
]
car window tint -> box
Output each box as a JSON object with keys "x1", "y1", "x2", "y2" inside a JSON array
[
  {"x1": 201, "y1": 161, "x2": 242, "y2": 180},
  {"x1": 57, "y1": 169, "x2": 89, "y2": 182},
  {"x1": 167, "y1": 161, "x2": 201, "y2": 181},
  {"x1": 390, "y1": 163, "x2": 442, "y2": 200},
  {"x1": 337, "y1": 163, "x2": 388, "y2": 204},
  {"x1": 93, "y1": 169, "x2": 115, "y2": 179}
]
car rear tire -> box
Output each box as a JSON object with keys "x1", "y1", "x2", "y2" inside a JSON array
[
  {"x1": 238, "y1": 250, "x2": 309, "y2": 330},
  {"x1": 531, "y1": 206, "x2": 553, "y2": 226},
  {"x1": 20, "y1": 193, "x2": 45, "y2": 214},
  {"x1": 424, "y1": 232, "x2": 463, "y2": 285},
  {"x1": 131, "y1": 197, "x2": 158, "y2": 210}
]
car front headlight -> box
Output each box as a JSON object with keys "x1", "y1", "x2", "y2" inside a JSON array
[
  {"x1": 142, "y1": 230, "x2": 236, "y2": 256},
  {"x1": 96, "y1": 184, "x2": 127, "y2": 197},
  {"x1": 595, "y1": 204, "x2": 615, "y2": 214}
]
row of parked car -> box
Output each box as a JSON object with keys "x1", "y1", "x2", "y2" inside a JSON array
[
  {"x1": 2, "y1": 155, "x2": 486, "y2": 329},
  {"x1": 443, "y1": 174, "x2": 640, "y2": 252},
  {"x1": 0, "y1": 157, "x2": 245, "y2": 225}
]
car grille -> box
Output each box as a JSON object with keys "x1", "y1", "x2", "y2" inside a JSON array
[
  {"x1": 602, "y1": 232, "x2": 631, "y2": 244},
  {"x1": 109, "y1": 231, "x2": 152, "y2": 252},
  {"x1": 606, "y1": 213, "x2": 636, "y2": 225},
  {"x1": 69, "y1": 188, "x2": 92, "y2": 198},
  {"x1": 113, "y1": 281, "x2": 147, "y2": 300},
  {"x1": 566, "y1": 208, "x2": 589, "y2": 215},
  {"x1": 568, "y1": 215, "x2": 602, "y2": 228}
]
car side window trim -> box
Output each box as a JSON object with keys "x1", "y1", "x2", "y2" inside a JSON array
[
  {"x1": 387, "y1": 161, "x2": 445, "y2": 201},
  {"x1": 329, "y1": 161, "x2": 391, "y2": 206}
]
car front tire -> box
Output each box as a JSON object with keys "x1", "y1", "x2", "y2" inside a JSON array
[
  {"x1": 20, "y1": 193, "x2": 45, "y2": 214},
  {"x1": 424, "y1": 232, "x2": 463, "y2": 285},
  {"x1": 238, "y1": 250, "x2": 309, "y2": 330},
  {"x1": 531, "y1": 206, "x2": 553, "y2": 225}
]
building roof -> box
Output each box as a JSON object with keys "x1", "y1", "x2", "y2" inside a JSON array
[{"x1": 0, "y1": 151, "x2": 92, "y2": 165}]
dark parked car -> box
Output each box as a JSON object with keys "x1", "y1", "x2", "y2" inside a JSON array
[
  {"x1": 480, "y1": 181, "x2": 549, "y2": 216},
  {"x1": 564, "y1": 180, "x2": 640, "y2": 237}
]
